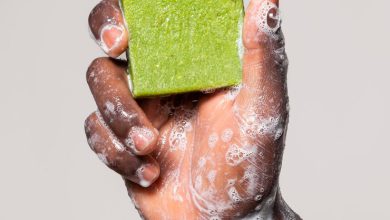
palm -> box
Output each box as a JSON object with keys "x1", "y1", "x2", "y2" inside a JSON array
[{"x1": 127, "y1": 49, "x2": 288, "y2": 218}]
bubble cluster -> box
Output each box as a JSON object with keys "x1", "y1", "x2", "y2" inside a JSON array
[
  {"x1": 159, "y1": 132, "x2": 167, "y2": 146},
  {"x1": 169, "y1": 108, "x2": 195, "y2": 151},
  {"x1": 195, "y1": 175, "x2": 203, "y2": 190},
  {"x1": 169, "y1": 129, "x2": 187, "y2": 151},
  {"x1": 207, "y1": 170, "x2": 217, "y2": 183},
  {"x1": 228, "y1": 187, "x2": 242, "y2": 203},
  {"x1": 190, "y1": 177, "x2": 234, "y2": 218},
  {"x1": 136, "y1": 165, "x2": 152, "y2": 188},
  {"x1": 240, "y1": 165, "x2": 259, "y2": 195},
  {"x1": 124, "y1": 136, "x2": 135, "y2": 149},
  {"x1": 256, "y1": 0, "x2": 281, "y2": 38},
  {"x1": 225, "y1": 144, "x2": 255, "y2": 166},
  {"x1": 208, "y1": 132, "x2": 219, "y2": 148},
  {"x1": 198, "y1": 157, "x2": 207, "y2": 168},
  {"x1": 221, "y1": 128, "x2": 233, "y2": 143},
  {"x1": 243, "y1": 186, "x2": 278, "y2": 220},
  {"x1": 255, "y1": 194, "x2": 263, "y2": 201},
  {"x1": 124, "y1": 126, "x2": 154, "y2": 152},
  {"x1": 225, "y1": 84, "x2": 242, "y2": 101},
  {"x1": 240, "y1": 112, "x2": 284, "y2": 141},
  {"x1": 208, "y1": 209, "x2": 219, "y2": 218},
  {"x1": 134, "y1": 126, "x2": 154, "y2": 139}
]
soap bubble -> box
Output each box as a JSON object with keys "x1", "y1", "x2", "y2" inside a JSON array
[{"x1": 256, "y1": 0, "x2": 281, "y2": 38}]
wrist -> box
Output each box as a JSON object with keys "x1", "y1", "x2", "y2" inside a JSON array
[{"x1": 243, "y1": 185, "x2": 302, "y2": 220}]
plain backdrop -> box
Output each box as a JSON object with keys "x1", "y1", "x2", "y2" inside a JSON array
[{"x1": 0, "y1": 0, "x2": 389, "y2": 219}]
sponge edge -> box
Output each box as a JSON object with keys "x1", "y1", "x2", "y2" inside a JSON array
[{"x1": 121, "y1": 0, "x2": 244, "y2": 98}]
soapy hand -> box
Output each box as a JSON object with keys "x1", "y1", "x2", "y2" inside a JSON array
[{"x1": 85, "y1": 0, "x2": 300, "y2": 219}]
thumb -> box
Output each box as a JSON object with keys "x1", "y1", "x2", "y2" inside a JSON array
[{"x1": 234, "y1": 0, "x2": 289, "y2": 142}]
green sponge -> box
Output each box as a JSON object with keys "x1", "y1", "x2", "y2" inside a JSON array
[{"x1": 121, "y1": 0, "x2": 243, "y2": 98}]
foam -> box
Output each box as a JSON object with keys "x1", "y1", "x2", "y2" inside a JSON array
[
  {"x1": 198, "y1": 157, "x2": 207, "y2": 168},
  {"x1": 104, "y1": 101, "x2": 115, "y2": 116},
  {"x1": 126, "y1": 126, "x2": 154, "y2": 152},
  {"x1": 169, "y1": 108, "x2": 195, "y2": 151},
  {"x1": 225, "y1": 84, "x2": 242, "y2": 101},
  {"x1": 207, "y1": 170, "x2": 217, "y2": 183},
  {"x1": 228, "y1": 187, "x2": 242, "y2": 203},
  {"x1": 240, "y1": 165, "x2": 259, "y2": 195},
  {"x1": 112, "y1": 138, "x2": 125, "y2": 152},
  {"x1": 103, "y1": 99, "x2": 138, "y2": 125},
  {"x1": 242, "y1": 185, "x2": 278, "y2": 220},
  {"x1": 225, "y1": 144, "x2": 256, "y2": 166},
  {"x1": 208, "y1": 133, "x2": 219, "y2": 149},
  {"x1": 195, "y1": 175, "x2": 203, "y2": 190},
  {"x1": 256, "y1": 0, "x2": 281, "y2": 39},
  {"x1": 221, "y1": 128, "x2": 234, "y2": 143},
  {"x1": 238, "y1": 108, "x2": 285, "y2": 141},
  {"x1": 189, "y1": 176, "x2": 234, "y2": 218},
  {"x1": 136, "y1": 165, "x2": 152, "y2": 188}
]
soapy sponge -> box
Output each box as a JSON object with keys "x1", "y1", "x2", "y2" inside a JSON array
[{"x1": 121, "y1": 0, "x2": 243, "y2": 98}]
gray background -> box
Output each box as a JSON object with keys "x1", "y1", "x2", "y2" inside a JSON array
[{"x1": 0, "y1": 0, "x2": 389, "y2": 219}]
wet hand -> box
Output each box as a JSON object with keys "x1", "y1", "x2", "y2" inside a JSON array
[{"x1": 85, "y1": 0, "x2": 300, "y2": 219}]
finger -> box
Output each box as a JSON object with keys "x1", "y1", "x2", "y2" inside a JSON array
[
  {"x1": 138, "y1": 98, "x2": 172, "y2": 129},
  {"x1": 242, "y1": 0, "x2": 280, "y2": 50},
  {"x1": 89, "y1": 0, "x2": 128, "y2": 57},
  {"x1": 85, "y1": 112, "x2": 160, "y2": 187},
  {"x1": 86, "y1": 57, "x2": 159, "y2": 155},
  {"x1": 234, "y1": 0, "x2": 288, "y2": 141},
  {"x1": 236, "y1": 0, "x2": 286, "y2": 105}
]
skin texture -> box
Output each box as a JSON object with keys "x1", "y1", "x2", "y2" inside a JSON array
[{"x1": 85, "y1": 0, "x2": 302, "y2": 219}]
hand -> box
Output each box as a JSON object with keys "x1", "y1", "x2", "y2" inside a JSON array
[{"x1": 84, "y1": 0, "x2": 301, "y2": 219}]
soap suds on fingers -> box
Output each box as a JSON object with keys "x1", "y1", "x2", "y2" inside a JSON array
[{"x1": 136, "y1": 165, "x2": 152, "y2": 188}]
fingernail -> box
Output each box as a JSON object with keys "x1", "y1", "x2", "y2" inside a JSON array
[
  {"x1": 126, "y1": 127, "x2": 155, "y2": 153},
  {"x1": 99, "y1": 24, "x2": 124, "y2": 54},
  {"x1": 135, "y1": 163, "x2": 160, "y2": 187}
]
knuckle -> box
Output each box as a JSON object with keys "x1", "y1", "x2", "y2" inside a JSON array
[{"x1": 102, "y1": 98, "x2": 139, "y2": 128}]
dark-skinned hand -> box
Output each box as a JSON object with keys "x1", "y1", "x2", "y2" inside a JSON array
[{"x1": 85, "y1": 0, "x2": 301, "y2": 219}]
